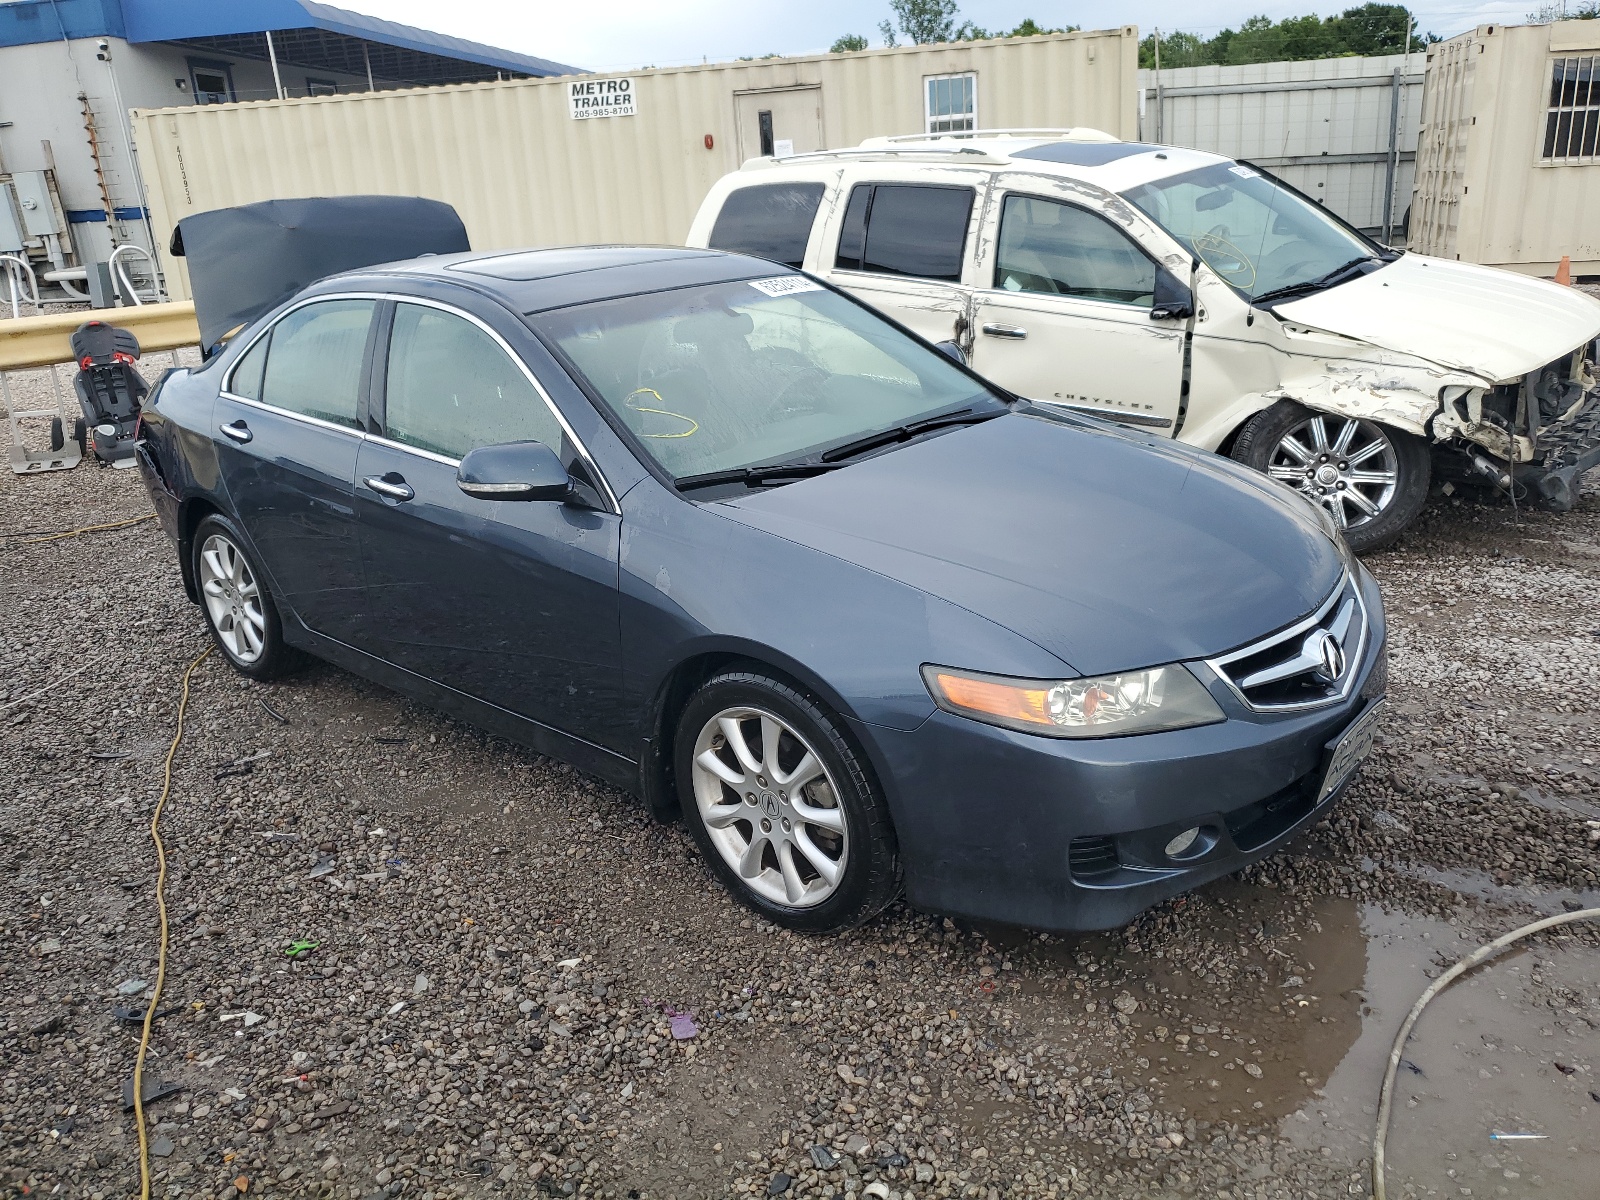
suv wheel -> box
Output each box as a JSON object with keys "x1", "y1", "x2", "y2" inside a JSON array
[
  {"x1": 1232, "y1": 401, "x2": 1430, "y2": 553},
  {"x1": 193, "y1": 515, "x2": 299, "y2": 679},
  {"x1": 675, "y1": 670, "x2": 899, "y2": 932}
]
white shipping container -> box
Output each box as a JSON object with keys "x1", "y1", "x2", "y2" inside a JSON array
[
  {"x1": 1411, "y1": 19, "x2": 1600, "y2": 275},
  {"x1": 130, "y1": 28, "x2": 1140, "y2": 300}
]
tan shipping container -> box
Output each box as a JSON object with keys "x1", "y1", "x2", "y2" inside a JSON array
[
  {"x1": 131, "y1": 28, "x2": 1139, "y2": 300},
  {"x1": 1411, "y1": 19, "x2": 1600, "y2": 276}
]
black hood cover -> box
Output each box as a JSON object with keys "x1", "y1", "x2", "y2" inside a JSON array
[{"x1": 171, "y1": 196, "x2": 469, "y2": 353}]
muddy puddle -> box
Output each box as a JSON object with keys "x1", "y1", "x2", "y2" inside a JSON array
[{"x1": 968, "y1": 880, "x2": 1597, "y2": 1196}]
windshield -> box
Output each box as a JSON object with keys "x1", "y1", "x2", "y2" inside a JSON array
[
  {"x1": 1123, "y1": 162, "x2": 1379, "y2": 302},
  {"x1": 535, "y1": 277, "x2": 998, "y2": 481}
]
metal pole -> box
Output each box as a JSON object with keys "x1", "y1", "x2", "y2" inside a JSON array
[
  {"x1": 266, "y1": 30, "x2": 285, "y2": 99},
  {"x1": 364, "y1": 43, "x2": 375, "y2": 92},
  {"x1": 1381, "y1": 66, "x2": 1401, "y2": 244},
  {"x1": 1153, "y1": 28, "x2": 1163, "y2": 144}
]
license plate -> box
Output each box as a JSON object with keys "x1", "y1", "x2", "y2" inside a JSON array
[{"x1": 1319, "y1": 699, "x2": 1386, "y2": 802}]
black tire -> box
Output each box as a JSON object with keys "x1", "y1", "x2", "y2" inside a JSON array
[
  {"x1": 191, "y1": 514, "x2": 300, "y2": 680},
  {"x1": 674, "y1": 670, "x2": 899, "y2": 932},
  {"x1": 1231, "y1": 400, "x2": 1430, "y2": 554},
  {"x1": 72, "y1": 418, "x2": 87, "y2": 458},
  {"x1": 49, "y1": 417, "x2": 64, "y2": 452}
]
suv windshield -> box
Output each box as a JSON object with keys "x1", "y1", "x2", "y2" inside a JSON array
[
  {"x1": 535, "y1": 277, "x2": 999, "y2": 483},
  {"x1": 1123, "y1": 162, "x2": 1383, "y2": 303}
]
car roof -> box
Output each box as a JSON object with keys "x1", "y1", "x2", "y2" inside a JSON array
[
  {"x1": 741, "y1": 131, "x2": 1230, "y2": 195},
  {"x1": 325, "y1": 245, "x2": 789, "y2": 314}
]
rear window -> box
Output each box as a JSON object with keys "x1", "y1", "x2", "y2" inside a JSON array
[
  {"x1": 707, "y1": 183, "x2": 825, "y2": 269},
  {"x1": 833, "y1": 183, "x2": 973, "y2": 282}
]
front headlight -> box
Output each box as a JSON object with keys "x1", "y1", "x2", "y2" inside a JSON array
[{"x1": 921, "y1": 663, "x2": 1225, "y2": 739}]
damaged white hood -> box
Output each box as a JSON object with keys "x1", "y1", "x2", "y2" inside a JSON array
[{"x1": 1274, "y1": 254, "x2": 1600, "y2": 384}]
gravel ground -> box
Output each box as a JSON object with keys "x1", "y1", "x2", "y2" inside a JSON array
[{"x1": 1, "y1": 357, "x2": 1597, "y2": 1200}]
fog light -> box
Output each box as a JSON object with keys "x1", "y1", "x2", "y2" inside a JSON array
[{"x1": 1164, "y1": 827, "x2": 1201, "y2": 858}]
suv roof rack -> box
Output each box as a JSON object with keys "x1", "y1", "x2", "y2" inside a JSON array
[
  {"x1": 867, "y1": 128, "x2": 1121, "y2": 145},
  {"x1": 741, "y1": 145, "x2": 1012, "y2": 169}
]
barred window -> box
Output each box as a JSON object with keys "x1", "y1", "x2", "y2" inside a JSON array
[
  {"x1": 1543, "y1": 56, "x2": 1598, "y2": 160},
  {"x1": 925, "y1": 73, "x2": 976, "y2": 134}
]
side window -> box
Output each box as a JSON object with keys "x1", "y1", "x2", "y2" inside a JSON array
[
  {"x1": 383, "y1": 303, "x2": 563, "y2": 461},
  {"x1": 707, "y1": 182, "x2": 826, "y2": 269},
  {"x1": 994, "y1": 195, "x2": 1157, "y2": 307},
  {"x1": 258, "y1": 299, "x2": 375, "y2": 428},
  {"x1": 228, "y1": 333, "x2": 268, "y2": 401},
  {"x1": 833, "y1": 183, "x2": 973, "y2": 282}
]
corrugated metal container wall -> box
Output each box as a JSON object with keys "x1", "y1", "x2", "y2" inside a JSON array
[
  {"x1": 1412, "y1": 20, "x2": 1600, "y2": 275},
  {"x1": 132, "y1": 28, "x2": 1139, "y2": 300},
  {"x1": 1138, "y1": 54, "x2": 1423, "y2": 235}
]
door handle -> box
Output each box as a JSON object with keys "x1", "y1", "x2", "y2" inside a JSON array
[
  {"x1": 981, "y1": 323, "x2": 1027, "y2": 340},
  {"x1": 363, "y1": 474, "x2": 414, "y2": 502},
  {"x1": 219, "y1": 420, "x2": 252, "y2": 444}
]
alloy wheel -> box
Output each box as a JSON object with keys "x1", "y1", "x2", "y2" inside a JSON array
[
  {"x1": 198, "y1": 532, "x2": 266, "y2": 664},
  {"x1": 689, "y1": 706, "x2": 848, "y2": 908},
  {"x1": 1267, "y1": 414, "x2": 1399, "y2": 532}
]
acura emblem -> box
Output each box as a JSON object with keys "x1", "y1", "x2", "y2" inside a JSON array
[
  {"x1": 760, "y1": 791, "x2": 780, "y2": 818},
  {"x1": 1313, "y1": 631, "x2": 1346, "y2": 681}
]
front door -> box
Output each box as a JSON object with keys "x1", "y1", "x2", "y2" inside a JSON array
[
  {"x1": 734, "y1": 87, "x2": 824, "y2": 160},
  {"x1": 354, "y1": 300, "x2": 623, "y2": 747},
  {"x1": 818, "y1": 175, "x2": 982, "y2": 348},
  {"x1": 213, "y1": 297, "x2": 376, "y2": 643},
  {"x1": 970, "y1": 187, "x2": 1186, "y2": 433}
]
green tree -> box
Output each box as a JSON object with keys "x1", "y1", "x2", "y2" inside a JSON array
[
  {"x1": 879, "y1": 0, "x2": 959, "y2": 46},
  {"x1": 1139, "y1": 6, "x2": 1434, "y2": 69},
  {"x1": 830, "y1": 33, "x2": 870, "y2": 52},
  {"x1": 1527, "y1": 0, "x2": 1599, "y2": 17}
]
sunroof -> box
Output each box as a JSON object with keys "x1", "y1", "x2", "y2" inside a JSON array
[{"x1": 1010, "y1": 142, "x2": 1162, "y2": 167}]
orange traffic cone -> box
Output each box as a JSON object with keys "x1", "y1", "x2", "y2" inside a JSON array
[{"x1": 1555, "y1": 255, "x2": 1572, "y2": 285}]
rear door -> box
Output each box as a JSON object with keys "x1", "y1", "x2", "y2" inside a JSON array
[
  {"x1": 353, "y1": 298, "x2": 623, "y2": 746},
  {"x1": 969, "y1": 183, "x2": 1186, "y2": 432},
  {"x1": 815, "y1": 172, "x2": 984, "y2": 349},
  {"x1": 213, "y1": 297, "x2": 377, "y2": 642},
  {"x1": 734, "y1": 87, "x2": 824, "y2": 160}
]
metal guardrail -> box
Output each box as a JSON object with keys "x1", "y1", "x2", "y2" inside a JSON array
[
  {"x1": 1, "y1": 301, "x2": 199, "y2": 474},
  {"x1": 0, "y1": 301, "x2": 198, "y2": 372}
]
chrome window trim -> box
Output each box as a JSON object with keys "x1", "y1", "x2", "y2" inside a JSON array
[
  {"x1": 219, "y1": 290, "x2": 620, "y2": 515},
  {"x1": 217, "y1": 391, "x2": 367, "y2": 440},
  {"x1": 1204, "y1": 573, "x2": 1369, "y2": 713}
]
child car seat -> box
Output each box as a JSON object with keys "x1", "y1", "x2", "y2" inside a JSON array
[{"x1": 70, "y1": 320, "x2": 148, "y2": 467}]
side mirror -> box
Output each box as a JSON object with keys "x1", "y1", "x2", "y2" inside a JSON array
[
  {"x1": 932, "y1": 339, "x2": 967, "y2": 366},
  {"x1": 457, "y1": 440, "x2": 572, "y2": 502},
  {"x1": 1150, "y1": 268, "x2": 1194, "y2": 322}
]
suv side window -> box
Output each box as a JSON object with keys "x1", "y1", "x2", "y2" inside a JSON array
[
  {"x1": 707, "y1": 182, "x2": 825, "y2": 268},
  {"x1": 257, "y1": 299, "x2": 375, "y2": 428},
  {"x1": 994, "y1": 195, "x2": 1157, "y2": 306},
  {"x1": 383, "y1": 302, "x2": 563, "y2": 461},
  {"x1": 834, "y1": 183, "x2": 974, "y2": 282}
]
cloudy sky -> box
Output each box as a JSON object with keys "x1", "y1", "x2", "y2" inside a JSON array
[{"x1": 344, "y1": 0, "x2": 1549, "y2": 72}]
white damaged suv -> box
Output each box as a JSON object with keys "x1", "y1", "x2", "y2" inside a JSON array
[{"x1": 688, "y1": 130, "x2": 1600, "y2": 552}]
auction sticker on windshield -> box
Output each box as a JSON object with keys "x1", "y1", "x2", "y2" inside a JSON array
[
  {"x1": 1319, "y1": 699, "x2": 1385, "y2": 802},
  {"x1": 749, "y1": 276, "x2": 823, "y2": 297},
  {"x1": 570, "y1": 78, "x2": 637, "y2": 119}
]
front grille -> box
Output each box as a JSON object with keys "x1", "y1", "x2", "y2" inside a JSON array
[
  {"x1": 1206, "y1": 575, "x2": 1367, "y2": 712},
  {"x1": 1068, "y1": 836, "x2": 1119, "y2": 880}
]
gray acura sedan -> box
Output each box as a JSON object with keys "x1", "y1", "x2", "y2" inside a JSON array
[{"x1": 139, "y1": 231, "x2": 1385, "y2": 934}]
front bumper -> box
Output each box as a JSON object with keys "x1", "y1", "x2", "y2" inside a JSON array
[
  {"x1": 858, "y1": 566, "x2": 1387, "y2": 933},
  {"x1": 1517, "y1": 384, "x2": 1600, "y2": 510}
]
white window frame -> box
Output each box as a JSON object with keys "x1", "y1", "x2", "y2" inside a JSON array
[
  {"x1": 1543, "y1": 55, "x2": 1598, "y2": 162},
  {"x1": 924, "y1": 72, "x2": 977, "y2": 135}
]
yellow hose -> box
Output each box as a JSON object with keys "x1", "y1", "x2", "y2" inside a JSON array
[
  {"x1": 132, "y1": 646, "x2": 212, "y2": 1199},
  {"x1": 21, "y1": 513, "x2": 153, "y2": 544}
]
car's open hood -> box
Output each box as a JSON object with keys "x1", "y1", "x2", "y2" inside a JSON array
[
  {"x1": 718, "y1": 410, "x2": 1345, "y2": 677},
  {"x1": 1274, "y1": 254, "x2": 1600, "y2": 383},
  {"x1": 171, "y1": 196, "x2": 470, "y2": 354}
]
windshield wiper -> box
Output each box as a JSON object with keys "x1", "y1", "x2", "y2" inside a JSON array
[
  {"x1": 674, "y1": 461, "x2": 843, "y2": 492},
  {"x1": 818, "y1": 407, "x2": 1004, "y2": 464},
  {"x1": 1252, "y1": 256, "x2": 1381, "y2": 306}
]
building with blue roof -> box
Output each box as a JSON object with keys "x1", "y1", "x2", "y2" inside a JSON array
[{"x1": 0, "y1": 0, "x2": 581, "y2": 300}]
